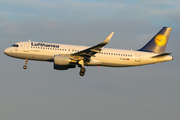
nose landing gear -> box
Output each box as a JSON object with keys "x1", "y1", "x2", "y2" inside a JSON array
[
  {"x1": 23, "y1": 59, "x2": 28, "y2": 69},
  {"x1": 23, "y1": 65, "x2": 27, "y2": 69}
]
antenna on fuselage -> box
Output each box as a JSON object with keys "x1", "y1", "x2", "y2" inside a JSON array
[{"x1": 29, "y1": 39, "x2": 31, "y2": 42}]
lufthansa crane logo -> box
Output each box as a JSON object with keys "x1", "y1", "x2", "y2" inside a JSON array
[{"x1": 154, "y1": 34, "x2": 167, "y2": 46}]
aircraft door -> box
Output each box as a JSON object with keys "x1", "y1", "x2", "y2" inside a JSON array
[
  {"x1": 135, "y1": 52, "x2": 141, "y2": 62},
  {"x1": 24, "y1": 42, "x2": 29, "y2": 52}
]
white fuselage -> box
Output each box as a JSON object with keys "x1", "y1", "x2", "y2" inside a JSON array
[{"x1": 4, "y1": 41, "x2": 173, "y2": 67}]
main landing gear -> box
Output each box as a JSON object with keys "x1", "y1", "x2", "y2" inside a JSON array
[
  {"x1": 23, "y1": 59, "x2": 28, "y2": 69},
  {"x1": 79, "y1": 60, "x2": 86, "y2": 76},
  {"x1": 79, "y1": 67, "x2": 86, "y2": 76}
]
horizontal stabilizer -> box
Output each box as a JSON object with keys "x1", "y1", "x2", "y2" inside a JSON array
[{"x1": 151, "y1": 52, "x2": 171, "y2": 58}]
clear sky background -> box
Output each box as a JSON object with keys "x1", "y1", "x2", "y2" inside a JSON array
[{"x1": 0, "y1": 0, "x2": 180, "y2": 120}]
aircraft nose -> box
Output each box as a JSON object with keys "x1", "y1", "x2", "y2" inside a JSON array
[{"x1": 4, "y1": 48, "x2": 9, "y2": 55}]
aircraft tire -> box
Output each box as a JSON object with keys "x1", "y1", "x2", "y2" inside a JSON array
[
  {"x1": 80, "y1": 68, "x2": 86, "y2": 73},
  {"x1": 23, "y1": 65, "x2": 27, "y2": 69},
  {"x1": 79, "y1": 72, "x2": 85, "y2": 76}
]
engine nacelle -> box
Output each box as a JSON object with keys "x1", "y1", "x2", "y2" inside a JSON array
[
  {"x1": 54, "y1": 55, "x2": 71, "y2": 65},
  {"x1": 53, "y1": 55, "x2": 76, "y2": 70}
]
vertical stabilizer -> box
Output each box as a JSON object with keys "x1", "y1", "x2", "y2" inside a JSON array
[{"x1": 139, "y1": 27, "x2": 172, "y2": 54}]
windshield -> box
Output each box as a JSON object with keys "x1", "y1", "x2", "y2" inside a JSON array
[{"x1": 11, "y1": 44, "x2": 19, "y2": 47}]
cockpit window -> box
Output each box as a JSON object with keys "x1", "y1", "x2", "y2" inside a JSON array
[{"x1": 11, "y1": 44, "x2": 19, "y2": 47}]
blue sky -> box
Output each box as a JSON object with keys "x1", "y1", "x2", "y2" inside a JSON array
[{"x1": 0, "y1": 0, "x2": 180, "y2": 120}]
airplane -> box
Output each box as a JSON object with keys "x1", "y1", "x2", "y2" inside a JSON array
[{"x1": 4, "y1": 27, "x2": 173, "y2": 76}]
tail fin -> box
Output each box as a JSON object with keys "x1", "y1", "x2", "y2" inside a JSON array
[{"x1": 139, "y1": 27, "x2": 172, "y2": 54}]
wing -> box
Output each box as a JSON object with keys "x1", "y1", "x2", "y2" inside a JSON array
[{"x1": 70, "y1": 32, "x2": 114, "y2": 60}]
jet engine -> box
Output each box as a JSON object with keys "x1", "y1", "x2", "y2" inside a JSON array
[
  {"x1": 53, "y1": 55, "x2": 76, "y2": 70},
  {"x1": 54, "y1": 55, "x2": 71, "y2": 65}
]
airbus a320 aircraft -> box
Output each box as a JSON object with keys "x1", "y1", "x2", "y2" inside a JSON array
[{"x1": 4, "y1": 27, "x2": 173, "y2": 76}]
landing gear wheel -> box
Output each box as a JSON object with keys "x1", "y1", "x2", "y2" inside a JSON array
[
  {"x1": 23, "y1": 65, "x2": 27, "y2": 69},
  {"x1": 80, "y1": 68, "x2": 86, "y2": 73},
  {"x1": 79, "y1": 72, "x2": 85, "y2": 76},
  {"x1": 79, "y1": 67, "x2": 86, "y2": 76}
]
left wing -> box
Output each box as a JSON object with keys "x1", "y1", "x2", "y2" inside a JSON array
[{"x1": 70, "y1": 32, "x2": 114, "y2": 60}]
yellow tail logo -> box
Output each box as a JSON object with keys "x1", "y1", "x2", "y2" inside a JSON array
[{"x1": 154, "y1": 34, "x2": 167, "y2": 46}]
